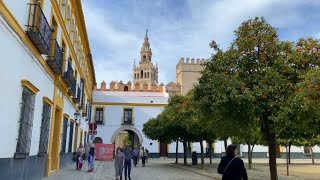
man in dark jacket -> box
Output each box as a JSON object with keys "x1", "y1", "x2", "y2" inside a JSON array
[
  {"x1": 123, "y1": 144, "x2": 132, "y2": 180},
  {"x1": 217, "y1": 144, "x2": 248, "y2": 180}
]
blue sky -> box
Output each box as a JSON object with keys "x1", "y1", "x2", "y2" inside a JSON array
[{"x1": 82, "y1": 0, "x2": 320, "y2": 86}]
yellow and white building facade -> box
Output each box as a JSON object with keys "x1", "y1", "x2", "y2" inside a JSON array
[{"x1": 0, "y1": 0, "x2": 95, "y2": 179}]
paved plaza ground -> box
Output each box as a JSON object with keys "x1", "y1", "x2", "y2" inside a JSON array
[{"x1": 43, "y1": 158, "x2": 320, "y2": 180}]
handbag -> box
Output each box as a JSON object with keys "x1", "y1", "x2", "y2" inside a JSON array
[{"x1": 223, "y1": 157, "x2": 236, "y2": 174}]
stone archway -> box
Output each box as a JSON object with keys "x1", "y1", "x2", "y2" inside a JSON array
[{"x1": 111, "y1": 125, "x2": 143, "y2": 146}]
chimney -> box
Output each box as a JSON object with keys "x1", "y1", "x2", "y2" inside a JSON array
[
  {"x1": 159, "y1": 83, "x2": 164, "y2": 92},
  {"x1": 118, "y1": 80, "x2": 124, "y2": 91},
  {"x1": 110, "y1": 81, "x2": 115, "y2": 91},
  {"x1": 127, "y1": 81, "x2": 132, "y2": 91},
  {"x1": 101, "y1": 81, "x2": 106, "y2": 91},
  {"x1": 135, "y1": 83, "x2": 140, "y2": 92},
  {"x1": 143, "y1": 83, "x2": 148, "y2": 92},
  {"x1": 151, "y1": 83, "x2": 157, "y2": 92}
]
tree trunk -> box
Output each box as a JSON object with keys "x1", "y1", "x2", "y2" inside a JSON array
[
  {"x1": 224, "y1": 139, "x2": 228, "y2": 153},
  {"x1": 175, "y1": 140, "x2": 179, "y2": 164},
  {"x1": 286, "y1": 145, "x2": 289, "y2": 176},
  {"x1": 251, "y1": 144, "x2": 255, "y2": 165},
  {"x1": 247, "y1": 143, "x2": 252, "y2": 169},
  {"x1": 200, "y1": 140, "x2": 205, "y2": 169},
  {"x1": 311, "y1": 147, "x2": 315, "y2": 165},
  {"x1": 267, "y1": 133, "x2": 278, "y2": 180},
  {"x1": 288, "y1": 142, "x2": 292, "y2": 164},
  {"x1": 183, "y1": 141, "x2": 187, "y2": 166},
  {"x1": 209, "y1": 141, "x2": 212, "y2": 164}
]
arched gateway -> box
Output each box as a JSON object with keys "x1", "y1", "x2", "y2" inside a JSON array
[{"x1": 111, "y1": 125, "x2": 143, "y2": 146}]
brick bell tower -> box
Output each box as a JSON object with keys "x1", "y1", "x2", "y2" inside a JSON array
[{"x1": 133, "y1": 30, "x2": 159, "y2": 86}]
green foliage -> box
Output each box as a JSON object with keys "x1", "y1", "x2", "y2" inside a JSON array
[
  {"x1": 122, "y1": 134, "x2": 131, "y2": 146},
  {"x1": 193, "y1": 16, "x2": 320, "y2": 179}
]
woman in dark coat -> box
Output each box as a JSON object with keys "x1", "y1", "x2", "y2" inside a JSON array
[{"x1": 218, "y1": 144, "x2": 248, "y2": 180}]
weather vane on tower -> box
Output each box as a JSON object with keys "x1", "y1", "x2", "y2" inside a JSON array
[{"x1": 146, "y1": 29, "x2": 148, "y2": 37}]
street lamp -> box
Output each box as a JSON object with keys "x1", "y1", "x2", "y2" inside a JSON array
[{"x1": 74, "y1": 111, "x2": 80, "y2": 121}]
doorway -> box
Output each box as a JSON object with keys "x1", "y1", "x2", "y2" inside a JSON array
[
  {"x1": 51, "y1": 108, "x2": 62, "y2": 171},
  {"x1": 114, "y1": 130, "x2": 140, "y2": 149},
  {"x1": 159, "y1": 142, "x2": 168, "y2": 157},
  {"x1": 73, "y1": 124, "x2": 79, "y2": 152},
  {"x1": 276, "y1": 145, "x2": 281, "y2": 158}
]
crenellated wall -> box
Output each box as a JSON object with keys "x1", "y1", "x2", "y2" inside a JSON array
[
  {"x1": 94, "y1": 80, "x2": 165, "y2": 92},
  {"x1": 175, "y1": 57, "x2": 206, "y2": 95}
]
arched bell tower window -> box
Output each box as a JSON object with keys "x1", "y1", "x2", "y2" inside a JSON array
[
  {"x1": 143, "y1": 55, "x2": 146, "y2": 62},
  {"x1": 124, "y1": 86, "x2": 128, "y2": 91},
  {"x1": 141, "y1": 70, "x2": 143, "y2": 79}
]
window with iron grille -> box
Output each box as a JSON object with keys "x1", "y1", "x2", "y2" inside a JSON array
[
  {"x1": 60, "y1": 117, "x2": 68, "y2": 153},
  {"x1": 68, "y1": 122, "x2": 74, "y2": 153},
  {"x1": 123, "y1": 109, "x2": 133, "y2": 124},
  {"x1": 38, "y1": 101, "x2": 51, "y2": 155},
  {"x1": 95, "y1": 108, "x2": 103, "y2": 124},
  {"x1": 15, "y1": 87, "x2": 36, "y2": 158}
]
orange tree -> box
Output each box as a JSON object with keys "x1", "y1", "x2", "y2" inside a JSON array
[
  {"x1": 143, "y1": 95, "x2": 194, "y2": 165},
  {"x1": 194, "y1": 17, "x2": 320, "y2": 180}
]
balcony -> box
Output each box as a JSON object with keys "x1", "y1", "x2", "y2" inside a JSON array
[
  {"x1": 46, "y1": 40, "x2": 63, "y2": 75},
  {"x1": 26, "y1": 3, "x2": 52, "y2": 55},
  {"x1": 73, "y1": 86, "x2": 81, "y2": 103},
  {"x1": 63, "y1": 62, "x2": 76, "y2": 96},
  {"x1": 121, "y1": 117, "x2": 134, "y2": 125}
]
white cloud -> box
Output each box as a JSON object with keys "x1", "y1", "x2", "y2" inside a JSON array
[{"x1": 82, "y1": 0, "x2": 320, "y2": 86}]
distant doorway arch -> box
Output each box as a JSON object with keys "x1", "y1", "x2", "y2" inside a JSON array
[
  {"x1": 124, "y1": 86, "x2": 128, "y2": 91},
  {"x1": 111, "y1": 125, "x2": 143, "y2": 146}
]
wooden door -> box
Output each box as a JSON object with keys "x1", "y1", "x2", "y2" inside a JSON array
[{"x1": 159, "y1": 142, "x2": 168, "y2": 157}]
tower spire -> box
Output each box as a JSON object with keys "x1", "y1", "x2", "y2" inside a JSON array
[{"x1": 146, "y1": 28, "x2": 148, "y2": 37}]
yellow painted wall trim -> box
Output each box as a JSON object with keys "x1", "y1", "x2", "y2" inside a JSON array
[
  {"x1": 63, "y1": 113, "x2": 70, "y2": 118},
  {"x1": 50, "y1": 0, "x2": 95, "y2": 98},
  {"x1": 70, "y1": 119, "x2": 76, "y2": 123},
  {"x1": 93, "y1": 102, "x2": 167, "y2": 107},
  {"x1": 0, "y1": 2, "x2": 55, "y2": 79},
  {"x1": 21, "y1": 80, "x2": 40, "y2": 93},
  {"x1": 43, "y1": 96, "x2": 54, "y2": 105}
]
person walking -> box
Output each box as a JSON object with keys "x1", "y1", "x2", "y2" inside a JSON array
[
  {"x1": 87, "y1": 143, "x2": 95, "y2": 172},
  {"x1": 114, "y1": 147, "x2": 125, "y2": 180},
  {"x1": 123, "y1": 144, "x2": 132, "y2": 180},
  {"x1": 76, "y1": 143, "x2": 85, "y2": 170},
  {"x1": 217, "y1": 144, "x2": 248, "y2": 180},
  {"x1": 145, "y1": 148, "x2": 149, "y2": 163},
  {"x1": 140, "y1": 147, "x2": 147, "y2": 167},
  {"x1": 132, "y1": 146, "x2": 139, "y2": 167}
]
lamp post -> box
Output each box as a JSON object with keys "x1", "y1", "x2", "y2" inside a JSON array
[{"x1": 74, "y1": 111, "x2": 80, "y2": 121}]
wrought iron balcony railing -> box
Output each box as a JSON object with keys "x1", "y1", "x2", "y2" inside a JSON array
[
  {"x1": 26, "y1": 3, "x2": 52, "y2": 55},
  {"x1": 121, "y1": 117, "x2": 134, "y2": 125},
  {"x1": 46, "y1": 40, "x2": 63, "y2": 75},
  {"x1": 63, "y1": 61, "x2": 76, "y2": 96},
  {"x1": 73, "y1": 86, "x2": 81, "y2": 103}
]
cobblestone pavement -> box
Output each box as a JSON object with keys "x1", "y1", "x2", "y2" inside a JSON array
[
  {"x1": 43, "y1": 158, "x2": 320, "y2": 180},
  {"x1": 43, "y1": 159, "x2": 213, "y2": 180}
]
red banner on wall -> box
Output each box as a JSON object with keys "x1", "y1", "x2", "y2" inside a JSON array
[{"x1": 95, "y1": 143, "x2": 115, "y2": 161}]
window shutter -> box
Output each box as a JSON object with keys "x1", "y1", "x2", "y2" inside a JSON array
[
  {"x1": 60, "y1": 117, "x2": 68, "y2": 153},
  {"x1": 68, "y1": 122, "x2": 74, "y2": 153},
  {"x1": 78, "y1": 79, "x2": 84, "y2": 108},
  {"x1": 39, "y1": 102, "x2": 51, "y2": 154},
  {"x1": 16, "y1": 87, "x2": 36, "y2": 157}
]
